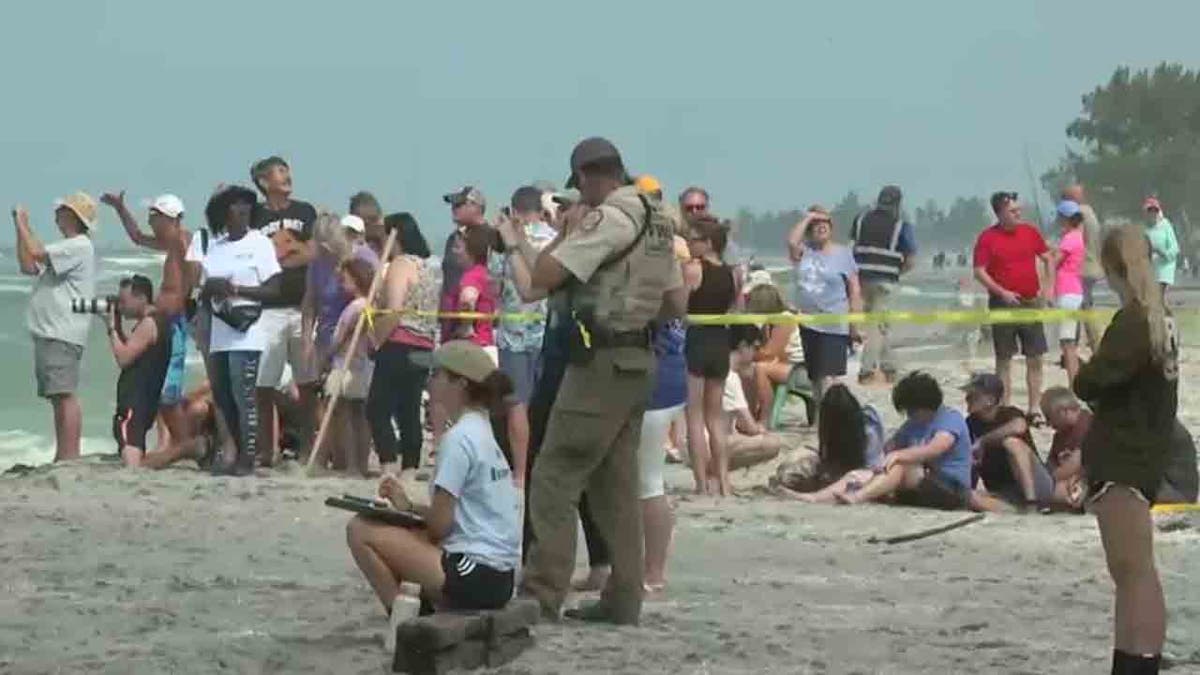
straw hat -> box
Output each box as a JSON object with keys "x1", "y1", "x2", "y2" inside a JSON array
[{"x1": 54, "y1": 192, "x2": 99, "y2": 232}]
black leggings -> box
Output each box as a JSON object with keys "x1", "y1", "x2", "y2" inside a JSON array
[
  {"x1": 367, "y1": 342, "x2": 429, "y2": 469},
  {"x1": 524, "y1": 349, "x2": 610, "y2": 567}
]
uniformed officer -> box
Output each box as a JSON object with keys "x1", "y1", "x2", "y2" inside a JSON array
[{"x1": 501, "y1": 137, "x2": 686, "y2": 625}]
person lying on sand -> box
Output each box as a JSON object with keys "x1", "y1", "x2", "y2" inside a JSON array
[
  {"x1": 962, "y1": 372, "x2": 1055, "y2": 512},
  {"x1": 772, "y1": 384, "x2": 885, "y2": 503},
  {"x1": 836, "y1": 372, "x2": 973, "y2": 510},
  {"x1": 345, "y1": 341, "x2": 520, "y2": 653}
]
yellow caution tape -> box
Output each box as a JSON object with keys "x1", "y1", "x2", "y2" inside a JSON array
[
  {"x1": 1151, "y1": 502, "x2": 1200, "y2": 514},
  {"x1": 361, "y1": 306, "x2": 1140, "y2": 326}
]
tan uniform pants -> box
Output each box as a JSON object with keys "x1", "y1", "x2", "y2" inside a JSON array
[
  {"x1": 523, "y1": 347, "x2": 652, "y2": 622},
  {"x1": 860, "y1": 280, "x2": 897, "y2": 374}
]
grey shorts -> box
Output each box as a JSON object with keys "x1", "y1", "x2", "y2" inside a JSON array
[
  {"x1": 499, "y1": 349, "x2": 540, "y2": 404},
  {"x1": 33, "y1": 337, "x2": 83, "y2": 398}
]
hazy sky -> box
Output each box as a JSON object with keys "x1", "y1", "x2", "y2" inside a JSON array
[{"x1": 2, "y1": 0, "x2": 1198, "y2": 246}]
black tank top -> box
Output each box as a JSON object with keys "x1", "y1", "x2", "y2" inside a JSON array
[
  {"x1": 688, "y1": 259, "x2": 735, "y2": 314},
  {"x1": 116, "y1": 314, "x2": 173, "y2": 408}
]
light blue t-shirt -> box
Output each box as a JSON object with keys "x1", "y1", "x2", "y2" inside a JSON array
[
  {"x1": 890, "y1": 406, "x2": 972, "y2": 490},
  {"x1": 862, "y1": 405, "x2": 886, "y2": 470},
  {"x1": 792, "y1": 244, "x2": 857, "y2": 335},
  {"x1": 433, "y1": 410, "x2": 521, "y2": 571}
]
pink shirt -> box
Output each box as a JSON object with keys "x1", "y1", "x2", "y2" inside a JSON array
[
  {"x1": 453, "y1": 263, "x2": 496, "y2": 347},
  {"x1": 1054, "y1": 228, "x2": 1085, "y2": 297}
]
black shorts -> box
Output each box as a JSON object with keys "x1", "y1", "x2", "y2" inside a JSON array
[
  {"x1": 988, "y1": 298, "x2": 1047, "y2": 359},
  {"x1": 799, "y1": 328, "x2": 850, "y2": 381},
  {"x1": 440, "y1": 552, "x2": 514, "y2": 612},
  {"x1": 685, "y1": 325, "x2": 731, "y2": 379},
  {"x1": 895, "y1": 470, "x2": 969, "y2": 510},
  {"x1": 113, "y1": 402, "x2": 156, "y2": 452}
]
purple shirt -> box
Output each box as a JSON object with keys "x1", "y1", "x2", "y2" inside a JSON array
[{"x1": 311, "y1": 244, "x2": 379, "y2": 351}]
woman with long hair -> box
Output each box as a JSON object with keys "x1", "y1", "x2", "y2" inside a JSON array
[
  {"x1": 367, "y1": 213, "x2": 438, "y2": 476},
  {"x1": 1074, "y1": 225, "x2": 1179, "y2": 674},
  {"x1": 683, "y1": 214, "x2": 737, "y2": 496},
  {"x1": 775, "y1": 383, "x2": 885, "y2": 503},
  {"x1": 347, "y1": 340, "x2": 520, "y2": 652}
]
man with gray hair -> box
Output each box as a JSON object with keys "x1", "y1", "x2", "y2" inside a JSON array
[{"x1": 849, "y1": 185, "x2": 917, "y2": 385}]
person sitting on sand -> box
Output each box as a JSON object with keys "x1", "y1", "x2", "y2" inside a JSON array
[
  {"x1": 962, "y1": 372, "x2": 1055, "y2": 511},
  {"x1": 723, "y1": 325, "x2": 787, "y2": 471},
  {"x1": 346, "y1": 341, "x2": 520, "y2": 651},
  {"x1": 838, "y1": 372, "x2": 972, "y2": 509},
  {"x1": 1040, "y1": 386, "x2": 1089, "y2": 510},
  {"x1": 773, "y1": 384, "x2": 885, "y2": 503}
]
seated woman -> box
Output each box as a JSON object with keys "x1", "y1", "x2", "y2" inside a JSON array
[
  {"x1": 773, "y1": 384, "x2": 885, "y2": 503},
  {"x1": 839, "y1": 372, "x2": 973, "y2": 510},
  {"x1": 742, "y1": 281, "x2": 804, "y2": 424},
  {"x1": 346, "y1": 340, "x2": 521, "y2": 651},
  {"x1": 723, "y1": 325, "x2": 787, "y2": 470}
]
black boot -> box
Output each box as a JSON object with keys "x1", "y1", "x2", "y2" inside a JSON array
[{"x1": 1112, "y1": 649, "x2": 1161, "y2": 675}]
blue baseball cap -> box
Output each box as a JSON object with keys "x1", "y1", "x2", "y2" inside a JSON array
[{"x1": 1056, "y1": 199, "x2": 1082, "y2": 219}]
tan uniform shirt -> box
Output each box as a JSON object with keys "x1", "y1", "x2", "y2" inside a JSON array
[{"x1": 551, "y1": 185, "x2": 683, "y2": 334}]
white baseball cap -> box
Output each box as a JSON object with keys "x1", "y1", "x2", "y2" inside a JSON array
[
  {"x1": 340, "y1": 214, "x2": 366, "y2": 234},
  {"x1": 143, "y1": 194, "x2": 185, "y2": 219}
]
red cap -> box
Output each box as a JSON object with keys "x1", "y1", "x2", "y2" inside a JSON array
[{"x1": 1143, "y1": 196, "x2": 1162, "y2": 211}]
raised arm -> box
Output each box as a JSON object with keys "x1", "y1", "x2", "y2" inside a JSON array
[
  {"x1": 12, "y1": 206, "x2": 45, "y2": 274},
  {"x1": 101, "y1": 191, "x2": 162, "y2": 250}
]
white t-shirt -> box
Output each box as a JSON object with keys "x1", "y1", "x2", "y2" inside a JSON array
[
  {"x1": 201, "y1": 231, "x2": 281, "y2": 353},
  {"x1": 26, "y1": 234, "x2": 96, "y2": 346},
  {"x1": 185, "y1": 228, "x2": 223, "y2": 263},
  {"x1": 722, "y1": 370, "x2": 749, "y2": 413}
]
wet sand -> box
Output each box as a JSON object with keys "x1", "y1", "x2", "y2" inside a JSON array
[{"x1": 2, "y1": 351, "x2": 1199, "y2": 674}]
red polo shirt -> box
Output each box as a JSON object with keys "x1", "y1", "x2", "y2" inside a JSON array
[{"x1": 972, "y1": 223, "x2": 1048, "y2": 299}]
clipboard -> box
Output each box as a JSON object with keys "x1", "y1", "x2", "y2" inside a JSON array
[{"x1": 325, "y1": 494, "x2": 426, "y2": 528}]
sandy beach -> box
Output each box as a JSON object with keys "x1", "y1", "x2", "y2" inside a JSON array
[{"x1": 3, "y1": 349, "x2": 1199, "y2": 674}]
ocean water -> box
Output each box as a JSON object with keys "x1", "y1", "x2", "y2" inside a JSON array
[{"x1": 0, "y1": 250, "x2": 204, "y2": 471}]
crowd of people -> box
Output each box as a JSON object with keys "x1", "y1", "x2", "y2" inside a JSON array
[{"x1": 11, "y1": 136, "x2": 1195, "y2": 673}]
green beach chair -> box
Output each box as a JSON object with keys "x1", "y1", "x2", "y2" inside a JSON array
[{"x1": 767, "y1": 363, "x2": 816, "y2": 430}]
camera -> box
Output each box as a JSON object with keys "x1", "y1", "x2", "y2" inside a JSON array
[{"x1": 71, "y1": 296, "x2": 118, "y2": 314}]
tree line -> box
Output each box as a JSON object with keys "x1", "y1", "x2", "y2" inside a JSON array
[{"x1": 733, "y1": 62, "x2": 1200, "y2": 261}]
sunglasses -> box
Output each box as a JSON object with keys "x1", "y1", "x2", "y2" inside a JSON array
[{"x1": 682, "y1": 203, "x2": 708, "y2": 213}]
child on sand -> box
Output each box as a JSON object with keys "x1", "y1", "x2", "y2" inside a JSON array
[
  {"x1": 316, "y1": 258, "x2": 376, "y2": 475},
  {"x1": 962, "y1": 372, "x2": 1054, "y2": 510},
  {"x1": 1073, "y1": 225, "x2": 1178, "y2": 674},
  {"x1": 839, "y1": 372, "x2": 972, "y2": 510},
  {"x1": 722, "y1": 325, "x2": 785, "y2": 470}
]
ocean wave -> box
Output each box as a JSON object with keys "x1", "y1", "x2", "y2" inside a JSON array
[
  {"x1": 0, "y1": 283, "x2": 31, "y2": 295},
  {"x1": 0, "y1": 430, "x2": 112, "y2": 472},
  {"x1": 102, "y1": 255, "x2": 164, "y2": 268}
]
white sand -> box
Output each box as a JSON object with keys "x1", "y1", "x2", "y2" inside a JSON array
[{"x1": 3, "y1": 351, "x2": 1199, "y2": 674}]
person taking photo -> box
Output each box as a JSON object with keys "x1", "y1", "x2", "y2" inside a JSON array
[{"x1": 104, "y1": 275, "x2": 173, "y2": 468}]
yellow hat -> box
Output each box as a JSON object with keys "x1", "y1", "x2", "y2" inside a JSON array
[
  {"x1": 635, "y1": 175, "x2": 662, "y2": 195},
  {"x1": 53, "y1": 192, "x2": 98, "y2": 232}
]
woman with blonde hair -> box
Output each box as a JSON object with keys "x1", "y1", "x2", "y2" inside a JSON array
[{"x1": 1073, "y1": 224, "x2": 1178, "y2": 675}]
